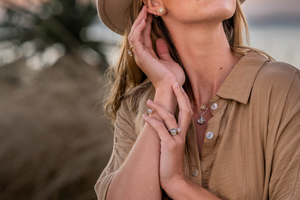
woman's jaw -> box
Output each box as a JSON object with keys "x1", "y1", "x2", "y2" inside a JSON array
[
  {"x1": 146, "y1": 0, "x2": 237, "y2": 51},
  {"x1": 146, "y1": 0, "x2": 236, "y2": 25}
]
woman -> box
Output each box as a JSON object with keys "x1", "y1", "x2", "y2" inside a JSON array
[{"x1": 95, "y1": 0, "x2": 300, "y2": 199}]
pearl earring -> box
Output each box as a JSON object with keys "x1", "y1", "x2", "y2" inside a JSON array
[
  {"x1": 155, "y1": 7, "x2": 165, "y2": 17},
  {"x1": 158, "y1": 7, "x2": 165, "y2": 14}
]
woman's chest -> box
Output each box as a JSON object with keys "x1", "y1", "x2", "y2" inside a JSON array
[
  {"x1": 184, "y1": 100, "x2": 268, "y2": 199},
  {"x1": 192, "y1": 111, "x2": 213, "y2": 156}
]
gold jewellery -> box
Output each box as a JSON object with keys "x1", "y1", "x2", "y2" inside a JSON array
[
  {"x1": 190, "y1": 101, "x2": 207, "y2": 111},
  {"x1": 158, "y1": 7, "x2": 165, "y2": 14},
  {"x1": 155, "y1": 7, "x2": 165, "y2": 17},
  {"x1": 200, "y1": 103, "x2": 207, "y2": 111},
  {"x1": 191, "y1": 102, "x2": 209, "y2": 125},
  {"x1": 127, "y1": 46, "x2": 134, "y2": 57},
  {"x1": 147, "y1": 108, "x2": 154, "y2": 115},
  {"x1": 146, "y1": 107, "x2": 180, "y2": 136}
]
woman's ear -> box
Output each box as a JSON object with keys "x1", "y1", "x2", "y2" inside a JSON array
[{"x1": 145, "y1": 0, "x2": 166, "y2": 17}]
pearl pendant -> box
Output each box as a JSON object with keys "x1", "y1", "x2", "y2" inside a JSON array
[{"x1": 197, "y1": 116, "x2": 205, "y2": 125}]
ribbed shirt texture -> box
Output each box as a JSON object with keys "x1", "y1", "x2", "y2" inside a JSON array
[{"x1": 95, "y1": 51, "x2": 300, "y2": 200}]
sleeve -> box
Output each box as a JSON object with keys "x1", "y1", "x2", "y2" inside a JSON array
[
  {"x1": 269, "y1": 70, "x2": 300, "y2": 199},
  {"x1": 94, "y1": 99, "x2": 137, "y2": 200}
]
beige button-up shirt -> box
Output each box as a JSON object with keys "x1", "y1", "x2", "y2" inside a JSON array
[{"x1": 95, "y1": 52, "x2": 300, "y2": 199}]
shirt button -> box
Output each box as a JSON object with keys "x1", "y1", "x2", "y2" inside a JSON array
[
  {"x1": 206, "y1": 132, "x2": 214, "y2": 139},
  {"x1": 211, "y1": 103, "x2": 218, "y2": 110},
  {"x1": 192, "y1": 169, "x2": 199, "y2": 177}
]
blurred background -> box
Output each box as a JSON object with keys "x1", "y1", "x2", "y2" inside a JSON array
[{"x1": 0, "y1": 0, "x2": 299, "y2": 200}]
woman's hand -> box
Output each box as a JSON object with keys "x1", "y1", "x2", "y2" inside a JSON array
[
  {"x1": 142, "y1": 82, "x2": 193, "y2": 196},
  {"x1": 128, "y1": 6, "x2": 185, "y2": 89}
]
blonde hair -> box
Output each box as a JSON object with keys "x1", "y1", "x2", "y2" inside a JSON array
[{"x1": 104, "y1": 0, "x2": 274, "y2": 133}]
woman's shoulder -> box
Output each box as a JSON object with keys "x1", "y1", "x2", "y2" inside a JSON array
[
  {"x1": 117, "y1": 97, "x2": 136, "y2": 121},
  {"x1": 114, "y1": 97, "x2": 138, "y2": 137},
  {"x1": 258, "y1": 60, "x2": 299, "y2": 82},
  {"x1": 252, "y1": 59, "x2": 300, "y2": 108},
  {"x1": 255, "y1": 60, "x2": 300, "y2": 92}
]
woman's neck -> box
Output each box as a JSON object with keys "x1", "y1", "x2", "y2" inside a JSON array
[{"x1": 167, "y1": 21, "x2": 241, "y2": 105}]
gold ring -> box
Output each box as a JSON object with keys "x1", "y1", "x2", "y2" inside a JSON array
[
  {"x1": 127, "y1": 46, "x2": 134, "y2": 57},
  {"x1": 147, "y1": 108, "x2": 154, "y2": 115}
]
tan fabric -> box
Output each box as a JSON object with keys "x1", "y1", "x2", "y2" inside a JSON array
[{"x1": 95, "y1": 51, "x2": 300, "y2": 200}]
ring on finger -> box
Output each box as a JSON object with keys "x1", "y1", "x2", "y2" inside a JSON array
[
  {"x1": 168, "y1": 127, "x2": 181, "y2": 136},
  {"x1": 147, "y1": 108, "x2": 154, "y2": 115},
  {"x1": 127, "y1": 46, "x2": 134, "y2": 57}
]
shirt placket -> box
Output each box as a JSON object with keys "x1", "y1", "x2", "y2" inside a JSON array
[
  {"x1": 200, "y1": 95, "x2": 227, "y2": 188},
  {"x1": 185, "y1": 119, "x2": 202, "y2": 186}
]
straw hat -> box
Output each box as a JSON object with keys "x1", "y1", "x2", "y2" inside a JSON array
[{"x1": 97, "y1": 0, "x2": 246, "y2": 35}]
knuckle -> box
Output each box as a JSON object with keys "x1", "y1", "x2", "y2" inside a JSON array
[
  {"x1": 135, "y1": 58, "x2": 140, "y2": 65},
  {"x1": 156, "y1": 122, "x2": 165, "y2": 130},
  {"x1": 177, "y1": 138, "x2": 183, "y2": 145},
  {"x1": 183, "y1": 91, "x2": 188, "y2": 97},
  {"x1": 135, "y1": 60, "x2": 139, "y2": 66},
  {"x1": 190, "y1": 110, "x2": 193, "y2": 117},
  {"x1": 165, "y1": 113, "x2": 174, "y2": 121},
  {"x1": 182, "y1": 107, "x2": 190, "y2": 115},
  {"x1": 168, "y1": 142, "x2": 176, "y2": 150},
  {"x1": 189, "y1": 108, "x2": 193, "y2": 116},
  {"x1": 185, "y1": 95, "x2": 190, "y2": 101},
  {"x1": 134, "y1": 55, "x2": 142, "y2": 65}
]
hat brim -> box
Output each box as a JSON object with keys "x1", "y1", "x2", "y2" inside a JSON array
[{"x1": 97, "y1": 0, "x2": 246, "y2": 35}]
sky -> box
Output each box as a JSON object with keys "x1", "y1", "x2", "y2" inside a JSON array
[
  {"x1": 242, "y1": 0, "x2": 300, "y2": 68},
  {"x1": 243, "y1": 0, "x2": 300, "y2": 25}
]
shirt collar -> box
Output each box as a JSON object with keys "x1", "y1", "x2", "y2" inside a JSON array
[{"x1": 216, "y1": 51, "x2": 269, "y2": 104}]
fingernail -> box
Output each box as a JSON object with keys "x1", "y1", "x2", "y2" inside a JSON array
[
  {"x1": 147, "y1": 99, "x2": 153, "y2": 104},
  {"x1": 175, "y1": 82, "x2": 180, "y2": 87},
  {"x1": 142, "y1": 114, "x2": 146, "y2": 118},
  {"x1": 181, "y1": 87, "x2": 185, "y2": 92}
]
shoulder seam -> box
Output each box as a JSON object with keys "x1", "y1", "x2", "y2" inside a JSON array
[
  {"x1": 117, "y1": 112, "x2": 135, "y2": 131},
  {"x1": 115, "y1": 121, "x2": 136, "y2": 141}
]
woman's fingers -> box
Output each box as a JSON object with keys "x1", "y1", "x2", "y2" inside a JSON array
[
  {"x1": 142, "y1": 114, "x2": 173, "y2": 142},
  {"x1": 130, "y1": 19, "x2": 147, "y2": 56},
  {"x1": 146, "y1": 99, "x2": 186, "y2": 148},
  {"x1": 128, "y1": 6, "x2": 148, "y2": 50},
  {"x1": 144, "y1": 82, "x2": 192, "y2": 140},
  {"x1": 143, "y1": 14, "x2": 153, "y2": 49},
  {"x1": 172, "y1": 82, "x2": 193, "y2": 137},
  {"x1": 129, "y1": 5, "x2": 147, "y2": 39},
  {"x1": 146, "y1": 99, "x2": 178, "y2": 132},
  {"x1": 156, "y1": 38, "x2": 173, "y2": 62}
]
